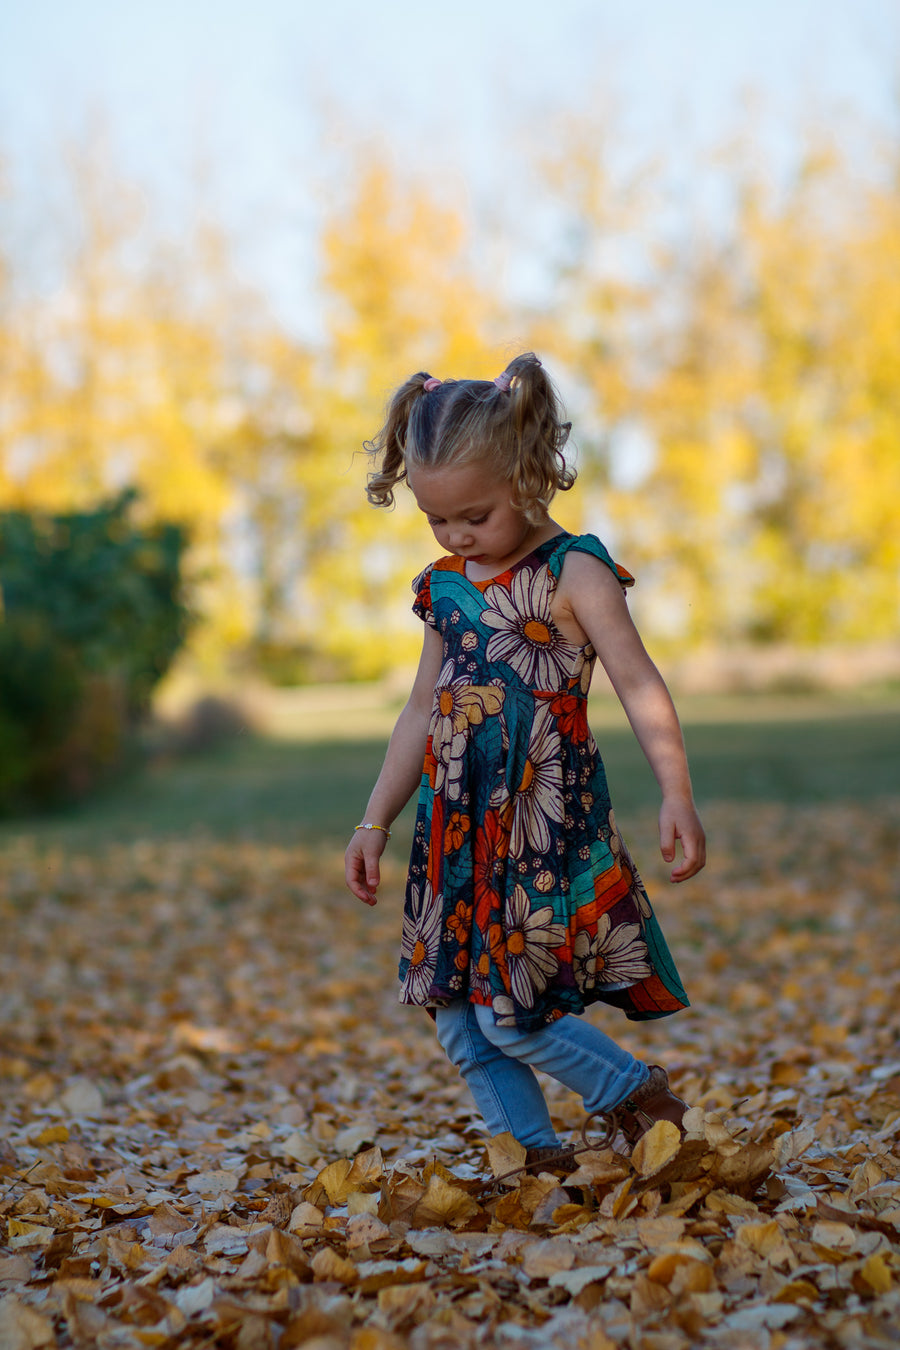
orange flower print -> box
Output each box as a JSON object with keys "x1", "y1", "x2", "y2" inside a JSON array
[
  {"x1": 444, "y1": 811, "x2": 471, "y2": 855},
  {"x1": 470, "y1": 948, "x2": 493, "y2": 999},
  {"x1": 487, "y1": 922, "x2": 511, "y2": 990},
  {"x1": 446, "y1": 899, "x2": 471, "y2": 945},
  {"x1": 473, "y1": 808, "x2": 507, "y2": 927},
  {"x1": 549, "y1": 693, "x2": 589, "y2": 743}
]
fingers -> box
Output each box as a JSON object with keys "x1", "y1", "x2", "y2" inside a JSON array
[
  {"x1": 659, "y1": 814, "x2": 677, "y2": 864},
  {"x1": 344, "y1": 840, "x2": 383, "y2": 906},
  {"x1": 659, "y1": 802, "x2": 706, "y2": 883},
  {"x1": 668, "y1": 826, "x2": 707, "y2": 882}
]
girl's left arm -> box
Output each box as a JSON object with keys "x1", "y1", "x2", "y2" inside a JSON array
[{"x1": 556, "y1": 552, "x2": 706, "y2": 882}]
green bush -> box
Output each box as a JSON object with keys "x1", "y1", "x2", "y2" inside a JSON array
[{"x1": 0, "y1": 491, "x2": 190, "y2": 810}]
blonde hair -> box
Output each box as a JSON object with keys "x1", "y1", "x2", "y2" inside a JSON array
[{"x1": 364, "y1": 352, "x2": 576, "y2": 525}]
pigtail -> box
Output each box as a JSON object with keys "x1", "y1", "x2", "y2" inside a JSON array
[
  {"x1": 496, "y1": 353, "x2": 576, "y2": 524},
  {"x1": 364, "y1": 352, "x2": 575, "y2": 522},
  {"x1": 365, "y1": 373, "x2": 435, "y2": 508}
]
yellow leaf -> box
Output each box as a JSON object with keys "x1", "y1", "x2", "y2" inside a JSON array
[
  {"x1": 856, "y1": 1252, "x2": 893, "y2": 1296},
  {"x1": 311, "y1": 1247, "x2": 358, "y2": 1285},
  {"x1": 347, "y1": 1146, "x2": 384, "y2": 1189},
  {"x1": 35, "y1": 1125, "x2": 69, "y2": 1145},
  {"x1": 773, "y1": 1278, "x2": 819, "y2": 1304},
  {"x1": 485, "y1": 1132, "x2": 527, "y2": 1181},
  {"x1": 413, "y1": 1174, "x2": 480, "y2": 1228},
  {"x1": 631, "y1": 1120, "x2": 682, "y2": 1177},
  {"x1": 7, "y1": 1219, "x2": 55, "y2": 1249},
  {"x1": 351, "y1": 1329, "x2": 408, "y2": 1350},
  {"x1": 317, "y1": 1158, "x2": 354, "y2": 1206},
  {"x1": 735, "y1": 1220, "x2": 784, "y2": 1258}
]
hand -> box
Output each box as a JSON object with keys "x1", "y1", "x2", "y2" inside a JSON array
[
  {"x1": 659, "y1": 796, "x2": 706, "y2": 883},
  {"x1": 344, "y1": 827, "x2": 390, "y2": 906}
]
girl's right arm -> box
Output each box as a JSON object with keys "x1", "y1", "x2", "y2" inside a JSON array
[{"x1": 344, "y1": 623, "x2": 443, "y2": 906}]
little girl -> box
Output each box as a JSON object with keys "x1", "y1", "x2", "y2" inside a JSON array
[{"x1": 345, "y1": 353, "x2": 706, "y2": 1170}]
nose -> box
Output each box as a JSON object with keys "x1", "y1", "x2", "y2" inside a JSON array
[{"x1": 448, "y1": 527, "x2": 474, "y2": 550}]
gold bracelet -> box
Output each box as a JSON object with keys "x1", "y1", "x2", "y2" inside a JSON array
[{"x1": 355, "y1": 822, "x2": 392, "y2": 839}]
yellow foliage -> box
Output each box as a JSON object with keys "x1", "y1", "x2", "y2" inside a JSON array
[{"x1": 2, "y1": 128, "x2": 898, "y2": 674}]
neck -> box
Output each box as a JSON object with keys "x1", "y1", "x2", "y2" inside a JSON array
[{"x1": 464, "y1": 518, "x2": 564, "y2": 582}]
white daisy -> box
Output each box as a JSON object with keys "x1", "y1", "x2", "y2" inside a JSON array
[
  {"x1": 491, "y1": 994, "x2": 520, "y2": 1027},
  {"x1": 482, "y1": 566, "x2": 579, "y2": 689},
  {"x1": 511, "y1": 702, "x2": 565, "y2": 857},
  {"x1": 592, "y1": 912, "x2": 652, "y2": 986},
  {"x1": 400, "y1": 880, "x2": 442, "y2": 1004},
  {"x1": 503, "y1": 884, "x2": 566, "y2": 1008}
]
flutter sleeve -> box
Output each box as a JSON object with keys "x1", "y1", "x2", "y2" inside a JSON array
[
  {"x1": 411, "y1": 563, "x2": 438, "y2": 629},
  {"x1": 547, "y1": 533, "x2": 635, "y2": 591}
]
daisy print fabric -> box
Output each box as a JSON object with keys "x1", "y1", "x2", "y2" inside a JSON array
[{"x1": 399, "y1": 533, "x2": 689, "y2": 1031}]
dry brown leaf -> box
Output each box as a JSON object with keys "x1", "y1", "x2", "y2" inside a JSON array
[
  {"x1": 485, "y1": 1132, "x2": 527, "y2": 1180},
  {"x1": 315, "y1": 1159, "x2": 355, "y2": 1206},
  {"x1": 0, "y1": 1297, "x2": 57, "y2": 1350},
  {"x1": 631, "y1": 1120, "x2": 682, "y2": 1177},
  {"x1": 310, "y1": 1247, "x2": 358, "y2": 1285},
  {"x1": 350, "y1": 1329, "x2": 408, "y2": 1350},
  {"x1": 265, "y1": 1229, "x2": 310, "y2": 1275},
  {"x1": 413, "y1": 1174, "x2": 480, "y2": 1228},
  {"x1": 6, "y1": 1221, "x2": 55, "y2": 1250},
  {"x1": 378, "y1": 1173, "x2": 426, "y2": 1226},
  {"x1": 853, "y1": 1251, "x2": 893, "y2": 1296},
  {"x1": 734, "y1": 1219, "x2": 792, "y2": 1262},
  {"x1": 346, "y1": 1213, "x2": 391, "y2": 1249},
  {"x1": 346, "y1": 1146, "x2": 384, "y2": 1189},
  {"x1": 356, "y1": 1258, "x2": 428, "y2": 1294},
  {"x1": 3, "y1": 804, "x2": 900, "y2": 1346},
  {"x1": 376, "y1": 1280, "x2": 435, "y2": 1324},
  {"x1": 520, "y1": 1237, "x2": 575, "y2": 1279}
]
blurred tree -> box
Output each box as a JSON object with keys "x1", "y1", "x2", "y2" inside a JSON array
[
  {"x1": 599, "y1": 136, "x2": 900, "y2": 645},
  {"x1": 310, "y1": 155, "x2": 508, "y2": 675},
  {"x1": 1, "y1": 120, "x2": 897, "y2": 685}
]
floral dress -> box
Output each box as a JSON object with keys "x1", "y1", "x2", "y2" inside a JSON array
[{"x1": 399, "y1": 532, "x2": 689, "y2": 1033}]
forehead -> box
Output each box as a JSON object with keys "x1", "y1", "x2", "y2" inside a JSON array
[{"x1": 407, "y1": 462, "x2": 508, "y2": 514}]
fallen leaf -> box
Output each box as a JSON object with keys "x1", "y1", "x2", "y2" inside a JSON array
[
  {"x1": 310, "y1": 1248, "x2": 358, "y2": 1285},
  {"x1": 631, "y1": 1120, "x2": 682, "y2": 1178},
  {"x1": 413, "y1": 1174, "x2": 480, "y2": 1227},
  {"x1": 485, "y1": 1132, "x2": 527, "y2": 1181}
]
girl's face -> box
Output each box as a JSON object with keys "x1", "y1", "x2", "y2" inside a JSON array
[{"x1": 407, "y1": 461, "x2": 548, "y2": 574}]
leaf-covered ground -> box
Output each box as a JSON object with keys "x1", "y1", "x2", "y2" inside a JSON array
[{"x1": 2, "y1": 798, "x2": 900, "y2": 1349}]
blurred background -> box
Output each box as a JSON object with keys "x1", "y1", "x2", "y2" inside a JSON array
[{"x1": 1, "y1": 0, "x2": 899, "y2": 812}]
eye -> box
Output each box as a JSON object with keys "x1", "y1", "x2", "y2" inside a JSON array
[
  {"x1": 466, "y1": 514, "x2": 488, "y2": 525},
  {"x1": 426, "y1": 516, "x2": 445, "y2": 527}
]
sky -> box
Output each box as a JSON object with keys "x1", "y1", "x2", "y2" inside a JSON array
[{"x1": 1, "y1": 0, "x2": 897, "y2": 334}]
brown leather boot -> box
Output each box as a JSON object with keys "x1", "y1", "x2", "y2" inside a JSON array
[
  {"x1": 523, "y1": 1144, "x2": 578, "y2": 1175},
  {"x1": 582, "y1": 1065, "x2": 688, "y2": 1152}
]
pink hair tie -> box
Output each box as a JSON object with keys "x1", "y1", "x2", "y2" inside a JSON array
[
  {"x1": 423, "y1": 377, "x2": 442, "y2": 392},
  {"x1": 493, "y1": 372, "x2": 512, "y2": 392}
]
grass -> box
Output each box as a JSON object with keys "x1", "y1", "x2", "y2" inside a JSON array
[{"x1": 0, "y1": 691, "x2": 897, "y2": 855}]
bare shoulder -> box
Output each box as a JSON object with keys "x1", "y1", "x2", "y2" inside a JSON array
[
  {"x1": 551, "y1": 549, "x2": 630, "y2": 648},
  {"x1": 555, "y1": 548, "x2": 629, "y2": 610}
]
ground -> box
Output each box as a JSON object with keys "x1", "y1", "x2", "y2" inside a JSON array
[{"x1": 1, "y1": 699, "x2": 899, "y2": 1348}]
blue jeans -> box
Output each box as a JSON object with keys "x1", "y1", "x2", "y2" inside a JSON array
[{"x1": 434, "y1": 1001, "x2": 649, "y2": 1148}]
